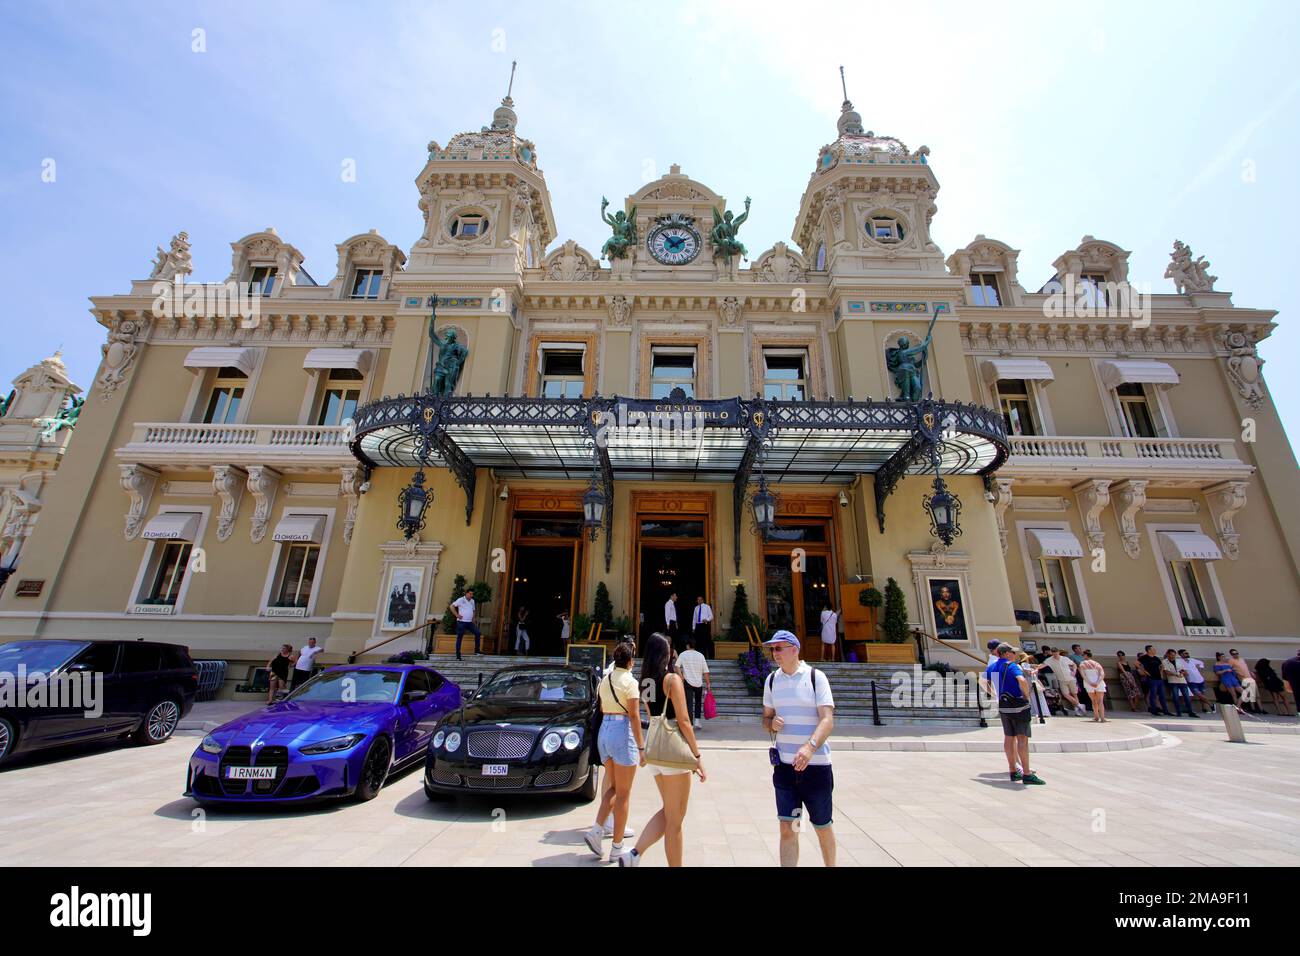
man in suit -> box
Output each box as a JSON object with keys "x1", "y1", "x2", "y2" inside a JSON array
[
  {"x1": 691, "y1": 595, "x2": 714, "y2": 658},
  {"x1": 664, "y1": 592, "x2": 679, "y2": 648}
]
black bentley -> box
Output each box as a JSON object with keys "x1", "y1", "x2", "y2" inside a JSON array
[{"x1": 424, "y1": 664, "x2": 600, "y2": 801}]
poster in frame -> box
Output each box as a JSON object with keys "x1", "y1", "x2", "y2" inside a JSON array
[
  {"x1": 382, "y1": 565, "x2": 425, "y2": 632},
  {"x1": 927, "y1": 576, "x2": 970, "y2": 644}
]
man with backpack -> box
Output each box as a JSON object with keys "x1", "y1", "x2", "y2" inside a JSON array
[
  {"x1": 985, "y1": 642, "x2": 1046, "y2": 786},
  {"x1": 760, "y1": 630, "x2": 836, "y2": 866}
]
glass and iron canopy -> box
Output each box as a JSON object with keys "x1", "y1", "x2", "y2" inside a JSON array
[{"x1": 349, "y1": 391, "x2": 1008, "y2": 571}]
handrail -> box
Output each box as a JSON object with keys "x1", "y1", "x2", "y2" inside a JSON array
[
  {"x1": 347, "y1": 620, "x2": 436, "y2": 663},
  {"x1": 913, "y1": 627, "x2": 987, "y2": 666}
]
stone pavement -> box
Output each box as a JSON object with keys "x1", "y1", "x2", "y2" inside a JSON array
[{"x1": 2, "y1": 721, "x2": 1298, "y2": 867}]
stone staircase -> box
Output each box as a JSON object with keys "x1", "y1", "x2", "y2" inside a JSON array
[{"x1": 401, "y1": 654, "x2": 983, "y2": 727}]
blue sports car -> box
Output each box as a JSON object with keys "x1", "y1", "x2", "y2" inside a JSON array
[{"x1": 186, "y1": 664, "x2": 460, "y2": 805}]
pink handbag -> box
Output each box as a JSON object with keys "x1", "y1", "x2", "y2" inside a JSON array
[{"x1": 703, "y1": 690, "x2": 718, "y2": 720}]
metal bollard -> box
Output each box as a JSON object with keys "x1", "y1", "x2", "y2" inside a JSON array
[{"x1": 1220, "y1": 705, "x2": 1247, "y2": 743}]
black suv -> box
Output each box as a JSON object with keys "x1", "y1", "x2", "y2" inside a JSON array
[{"x1": 0, "y1": 639, "x2": 198, "y2": 765}]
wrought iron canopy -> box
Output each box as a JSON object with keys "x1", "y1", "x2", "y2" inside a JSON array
[{"x1": 349, "y1": 392, "x2": 1007, "y2": 561}]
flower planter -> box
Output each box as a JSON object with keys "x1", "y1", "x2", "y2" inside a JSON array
[{"x1": 863, "y1": 643, "x2": 917, "y2": 663}]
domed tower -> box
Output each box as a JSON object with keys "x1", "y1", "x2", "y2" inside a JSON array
[
  {"x1": 389, "y1": 65, "x2": 557, "y2": 398},
  {"x1": 791, "y1": 76, "x2": 945, "y2": 280},
  {"x1": 404, "y1": 64, "x2": 556, "y2": 279}
]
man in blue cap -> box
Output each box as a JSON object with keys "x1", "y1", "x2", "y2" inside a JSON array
[{"x1": 760, "y1": 629, "x2": 836, "y2": 866}]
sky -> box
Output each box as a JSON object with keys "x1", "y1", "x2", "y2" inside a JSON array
[{"x1": 1, "y1": 0, "x2": 1297, "y2": 443}]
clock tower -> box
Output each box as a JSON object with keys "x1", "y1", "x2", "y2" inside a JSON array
[{"x1": 611, "y1": 165, "x2": 741, "y2": 282}]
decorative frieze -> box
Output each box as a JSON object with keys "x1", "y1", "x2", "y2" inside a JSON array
[{"x1": 961, "y1": 321, "x2": 1211, "y2": 356}]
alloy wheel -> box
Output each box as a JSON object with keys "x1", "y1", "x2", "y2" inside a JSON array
[{"x1": 147, "y1": 701, "x2": 181, "y2": 741}]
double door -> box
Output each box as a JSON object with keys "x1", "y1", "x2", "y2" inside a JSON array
[{"x1": 762, "y1": 539, "x2": 836, "y2": 661}]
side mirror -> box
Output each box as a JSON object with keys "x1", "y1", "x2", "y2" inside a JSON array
[{"x1": 403, "y1": 690, "x2": 430, "y2": 705}]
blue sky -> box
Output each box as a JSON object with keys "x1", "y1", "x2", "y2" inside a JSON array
[{"x1": 2, "y1": 0, "x2": 1297, "y2": 443}]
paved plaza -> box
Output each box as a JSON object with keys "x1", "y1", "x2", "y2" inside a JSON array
[{"x1": 1, "y1": 717, "x2": 1297, "y2": 868}]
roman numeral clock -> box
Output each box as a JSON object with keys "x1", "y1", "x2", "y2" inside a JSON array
[{"x1": 646, "y1": 212, "x2": 702, "y2": 265}]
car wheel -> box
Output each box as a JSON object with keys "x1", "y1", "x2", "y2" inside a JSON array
[
  {"x1": 574, "y1": 765, "x2": 598, "y2": 802},
  {"x1": 133, "y1": 699, "x2": 181, "y2": 745},
  {"x1": 353, "y1": 736, "x2": 392, "y2": 802},
  {"x1": 0, "y1": 717, "x2": 16, "y2": 766}
]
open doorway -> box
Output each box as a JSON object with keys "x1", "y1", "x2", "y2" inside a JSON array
[
  {"x1": 639, "y1": 544, "x2": 707, "y2": 646},
  {"x1": 506, "y1": 516, "x2": 581, "y2": 657}
]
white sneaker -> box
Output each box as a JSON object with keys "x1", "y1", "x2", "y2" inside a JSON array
[
  {"x1": 618, "y1": 848, "x2": 640, "y2": 867},
  {"x1": 583, "y1": 825, "x2": 605, "y2": 857},
  {"x1": 603, "y1": 818, "x2": 635, "y2": 838},
  {"x1": 693, "y1": 718, "x2": 701, "y2": 730}
]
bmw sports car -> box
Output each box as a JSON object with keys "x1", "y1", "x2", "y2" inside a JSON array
[
  {"x1": 424, "y1": 664, "x2": 600, "y2": 801},
  {"x1": 187, "y1": 664, "x2": 460, "y2": 805}
]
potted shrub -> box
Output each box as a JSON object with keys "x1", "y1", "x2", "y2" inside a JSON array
[{"x1": 865, "y1": 577, "x2": 917, "y2": 663}]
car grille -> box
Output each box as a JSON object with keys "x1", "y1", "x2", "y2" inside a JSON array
[
  {"x1": 467, "y1": 730, "x2": 534, "y2": 760},
  {"x1": 251, "y1": 746, "x2": 289, "y2": 795},
  {"x1": 534, "y1": 769, "x2": 573, "y2": 788},
  {"x1": 431, "y1": 765, "x2": 462, "y2": 786},
  {"x1": 219, "y1": 745, "x2": 252, "y2": 795},
  {"x1": 465, "y1": 773, "x2": 527, "y2": 790}
]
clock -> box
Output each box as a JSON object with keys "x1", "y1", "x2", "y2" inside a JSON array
[{"x1": 647, "y1": 217, "x2": 702, "y2": 266}]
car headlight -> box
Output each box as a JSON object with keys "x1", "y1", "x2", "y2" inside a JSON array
[
  {"x1": 542, "y1": 732, "x2": 562, "y2": 754},
  {"x1": 299, "y1": 733, "x2": 366, "y2": 755},
  {"x1": 563, "y1": 731, "x2": 582, "y2": 751},
  {"x1": 445, "y1": 731, "x2": 462, "y2": 752},
  {"x1": 433, "y1": 730, "x2": 446, "y2": 749},
  {"x1": 200, "y1": 735, "x2": 222, "y2": 754}
]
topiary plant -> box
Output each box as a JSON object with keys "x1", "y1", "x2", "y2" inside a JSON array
[
  {"x1": 881, "y1": 577, "x2": 909, "y2": 644},
  {"x1": 859, "y1": 586, "x2": 883, "y2": 609},
  {"x1": 729, "y1": 583, "x2": 752, "y2": 640},
  {"x1": 593, "y1": 581, "x2": 613, "y2": 626}
]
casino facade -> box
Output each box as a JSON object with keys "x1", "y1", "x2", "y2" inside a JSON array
[{"x1": 1, "y1": 88, "x2": 1297, "y2": 677}]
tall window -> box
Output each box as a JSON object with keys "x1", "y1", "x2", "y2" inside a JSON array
[
  {"x1": 970, "y1": 273, "x2": 1002, "y2": 307},
  {"x1": 273, "y1": 543, "x2": 320, "y2": 608},
  {"x1": 539, "y1": 349, "x2": 585, "y2": 399},
  {"x1": 350, "y1": 269, "x2": 382, "y2": 299},
  {"x1": 317, "y1": 368, "x2": 363, "y2": 426},
  {"x1": 202, "y1": 368, "x2": 247, "y2": 424},
  {"x1": 1081, "y1": 272, "x2": 1109, "y2": 307},
  {"x1": 1169, "y1": 560, "x2": 1220, "y2": 624},
  {"x1": 650, "y1": 348, "x2": 696, "y2": 399},
  {"x1": 1115, "y1": 382, "x2": 1159, "y2": 438},
  {"x1": 144, "y1": 542, "x2": 193, "y2": 605},
  {"x1": 995, "y1": 379, "x2": 1038, "y2": 436},
  {"x1": 248, "y1": 266, "x2": 277, "y2": 296},
  {"x1": 762, "y1": 349, "x2": 809, "y2": 401},
  {"x1": 1033, "y1": 556, "x2": 1076, "y2": 620}
]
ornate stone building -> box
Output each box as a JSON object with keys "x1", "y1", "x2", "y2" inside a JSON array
[{"x1": 1, "y1": 89, "x2": 1296, "y2": 676}]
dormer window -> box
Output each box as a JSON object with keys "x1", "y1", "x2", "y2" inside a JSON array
[
  {"x1": 970, "y1": 272, "x2": 1002, "y2": 307},
  {"x1": 248, "y1": 266, "x2": 277, "y2": 296},
  {"x1": 1081, "y1": 273, "x2": 1109, "y2": 307},
  {"x1": 451, "y1": 214, "x2": 488, "y2": 239},
  {"x1": 350, "y1": 268, "x2": 382, "y2": 299},
  {"x1": 869, "y1": 217, "x2": 905, "y2": 242}
]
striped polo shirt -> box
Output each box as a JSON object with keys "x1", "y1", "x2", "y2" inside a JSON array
[{"x1": 763, "y1": 661, "x2": 835, "y2": 766}]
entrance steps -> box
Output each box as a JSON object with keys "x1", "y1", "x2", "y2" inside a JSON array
[{"x1": 407, "y1": 654, "x2": 983, "y2": 727}]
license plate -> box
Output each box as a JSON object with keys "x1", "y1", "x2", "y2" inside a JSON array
[
  {"x1": 481, "y1": 764, "x2": 509, "y2": 776},
  {"x1": 226, "y1": 766, "x2": 277, "y2": 780}
]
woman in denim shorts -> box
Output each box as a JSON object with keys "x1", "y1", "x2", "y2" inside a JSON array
[{"x1": 586, "y1": 642, "x2": 644, "y2": 861}]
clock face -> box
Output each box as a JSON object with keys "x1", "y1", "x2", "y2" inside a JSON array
[{"x1": 647, "y1": 224, "x2": 701, "y2": 265}]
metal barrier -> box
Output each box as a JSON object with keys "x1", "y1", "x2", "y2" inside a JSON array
[{"x1": 194, "y1": 660, "x2": 228, "y2": 701}]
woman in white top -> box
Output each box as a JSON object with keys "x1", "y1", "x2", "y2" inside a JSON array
[
  {"x1": 1079, "y1": 649, "x2": 1108, "y2": 722},
  {"x1": 557, "y1": 611, "x2": 571, "y2": 646},
  {"x1": 819, "y1": 604, "x2": 839, "y2": 662}
]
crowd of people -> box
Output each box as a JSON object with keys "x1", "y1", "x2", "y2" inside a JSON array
[
  {"x1": 985, "y1": 639, "x2": 1299, "y2": 722},
  {"x1": 583, "y1": 628, "x2": 837, "y2": 867}
]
